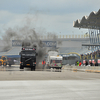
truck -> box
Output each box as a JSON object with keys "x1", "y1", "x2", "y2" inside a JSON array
[
  {"x1": 0, "y1": 56, "x2": 8, "y2": 66},
  {"x1": 19, "y1": 47, "x2": 38, "y2": 71},
  {"x1": 7, "y1": 57, "x2": 15, "y2": 67},
  {"x1": 0, "y1": 56, "x2": 14, "y2": 66},
  {"x1": 45, "y1": 50, "x2": 63, "y2": 71}
]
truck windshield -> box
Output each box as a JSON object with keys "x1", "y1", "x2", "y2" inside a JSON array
[
  {"x1": 21, "y1": 51, "x2": 35, "y2": 56},
  {"x1": 50, "y1": 60, "x2": 62, "y2": 63}
]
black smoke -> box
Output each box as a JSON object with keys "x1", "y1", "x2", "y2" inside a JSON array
[{"x1": 1, "y1": 14, "x2": 61, "y2": 69}]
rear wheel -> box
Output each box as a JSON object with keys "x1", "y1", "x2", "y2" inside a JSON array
[
  {"x1": 31, "y1": 66, "x2": 35, "y2": 71},
  {"x1": 59, "y1": 67, "x2": 61, "y2": 72}
]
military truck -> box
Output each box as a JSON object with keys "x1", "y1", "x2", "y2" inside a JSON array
[{"x1": 19, "y1": 47, "x2": 38, "y2": 71}]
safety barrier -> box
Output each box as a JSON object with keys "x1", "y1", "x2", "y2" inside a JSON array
[
  {"x1": 62, "y1": 65, "x2": 100, "y2": 73},
  {"x1": 39, "y1": 34, "x2": 89, "y2": 39}
]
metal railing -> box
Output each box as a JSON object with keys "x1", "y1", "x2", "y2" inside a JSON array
[{"x1": 39, "y1": 34, "x2": 89, "y2": 39}]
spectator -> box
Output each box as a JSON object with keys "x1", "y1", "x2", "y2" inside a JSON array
[
  {"x1": 85, "y1": 61, "x2": 88, "y2": 66},
  {"x1": 76, "y1": 61, "x2": 79, "y2": 66},
  {"x1": 75, "y1": 61, "x2": 77, "y2": 66},
  {"x1": 42, "y1": 59, "x2": 46, "y2": 69},
  {"x1": 95, "y1": 61, "x2": 98, "y2": 66},
  {"x1": 89, "y1": 60, "x2": 93, "y2": 66},
  {"x1": 79, "y1": 61, "x2": 82, "y2": 66},
  {"x1": 75, "y1": 61, "x2": 78, "y2": 66}
]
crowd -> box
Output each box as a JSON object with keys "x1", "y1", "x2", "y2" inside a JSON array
[
  {"x1": 75, "y1": 60, "x2": 98, "y2": 66},
  {"x1": 81, "y1": 49, "x2": 100, "y2": 59}
]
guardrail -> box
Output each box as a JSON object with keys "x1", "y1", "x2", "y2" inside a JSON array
[
  {"x1": 39, "y1": 34, "x2": 89, "y2": 39},
  {"x1": 62, "y1": 65, "x2": 100, "y2": 73}
]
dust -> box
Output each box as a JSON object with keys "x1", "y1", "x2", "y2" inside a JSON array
[{"x1": 1, "y1": 13, "x2": 62, "y2": 68}]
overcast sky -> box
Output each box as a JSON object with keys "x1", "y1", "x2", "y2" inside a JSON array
[{"x1": 0, "y1": 0, "x2": 100, "y2": 38}]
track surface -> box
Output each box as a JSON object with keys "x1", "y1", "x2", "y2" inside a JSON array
[
  {"x1": 0, "y1": 65, "x2": 100, "y2": 100},
  {"x1": 0, "y1": 65, "x2": 100, "y2": 80}
]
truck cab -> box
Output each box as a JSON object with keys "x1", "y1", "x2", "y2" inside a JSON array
[
  {"x1": 0, "y1": 56, "x2": 8, "y2": 66},
  {"x1": 20, "y1": 47, "x2": 38, "y2": 71}
]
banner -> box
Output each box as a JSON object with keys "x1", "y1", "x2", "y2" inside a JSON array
[
  {"x1": 12, "y1": 40, "x2": 22, "y2": 46},
  {"x1": 83, "y1": 60, "x2": 85, "y2": 64},
  {"x1": 89, "y1": 60, "x2": 91, "y2": 63},
  {"x1": 92, "y1": 60, "x2": 95, "y2": 64},
  {"x1": 42, "y1": 41, "x2": 56, "y2": 47},
  {"x1": 98, "y1": 59, "x2": 100, "y2": 63},
  {"x1": 12, "y1": 40, "x2": 57, "y2": 47}
]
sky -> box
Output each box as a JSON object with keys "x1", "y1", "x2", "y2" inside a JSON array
[{"x1": 0, "y1": 0, "x2": 100, "y2": 38}]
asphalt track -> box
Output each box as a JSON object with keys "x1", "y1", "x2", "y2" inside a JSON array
[
  {"x1": 0, "y1": 65, "x2": 100, "y2": 80},
  {"x1": 0, "y1": 65, "x2": 100, "y2": 100}
]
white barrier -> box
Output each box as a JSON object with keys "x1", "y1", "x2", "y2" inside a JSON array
[{"x1": 62, "y1": 65, "x2": 100, "y2": 73}]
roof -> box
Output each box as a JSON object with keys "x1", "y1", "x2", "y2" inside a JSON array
[
  {"x1": 49, "y1": 56, "x2": 62, "y2": 59},
  {"x1": 59, "y1": 47, "x2": 88, "y2": 54},
  {"x1": 73, "y1": 9, "x2": 100, "y2": 29},
  {"x1": 0, "y1": 47, "x2": 21, "y2": 56}
]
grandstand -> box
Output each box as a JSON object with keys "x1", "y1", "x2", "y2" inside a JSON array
[
  {"x1": 59, "y1": 47, "x2": 89, "y2": 54},
  {"x1": 0, "y1": 36, "x2": 90, "y2": 59},
  {"x1": 3, "y1": 47, "x2": 21, "y2": 55},
  {"x1": 0, "y1": 47, "x2": 21, "y2": 58},
  {"x1": 72, "y1": 9, "x2": 100, "y2": 65},
  {"x1": 0, "y1": 9, "x2": 99, "y2": 65},
  {"x1": 0, "y1": 37, "x2": 98, "y2": 65}
]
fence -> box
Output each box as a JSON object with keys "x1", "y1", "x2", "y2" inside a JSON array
[{"x1": 39, "y1": 34, "x2": 89, "y2": 39}]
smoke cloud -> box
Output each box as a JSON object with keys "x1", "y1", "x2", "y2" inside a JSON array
[{"x1": 1, "y1": 13, "x2": 61, "y2": 68}]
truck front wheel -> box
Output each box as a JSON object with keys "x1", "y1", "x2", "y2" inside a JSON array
[
  {"x1": 59, "y1": 68, "x2": 61, "y2": 72},
  {"x1": 20, "y1": 65, "x2": 24, "y2": 69}
]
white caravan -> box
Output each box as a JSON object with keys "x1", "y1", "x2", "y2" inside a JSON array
[{"x1": 48, "y1": 56, "x2": 63, "y2": 69}]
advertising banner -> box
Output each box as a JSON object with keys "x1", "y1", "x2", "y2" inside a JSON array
[
  {"x1": 12, "y1": 40, "x2": 22, "y2": 46},
  {"x1": 12, "y1": 40, "x2": 57, "y2": 47},
  {"x1": 92, "y1": 60, "x2": 95, "y2": 64},
  {"x1": 89, "y1": 60, "x2": 91, "y2": 62},
  {"x1": 98, "y1": 59, "x2": 100, "y2": 63},
  {"x1": 42, "y1": 41, "x2": 56, "y2": 47}
]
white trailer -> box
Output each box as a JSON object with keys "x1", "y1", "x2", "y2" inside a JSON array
[
  {"x1": 46, "y1": 56, "x2": 63, "y2": 70},
  {"x1": 46, "y1": 50, "x2": 59, "y2": 64}
]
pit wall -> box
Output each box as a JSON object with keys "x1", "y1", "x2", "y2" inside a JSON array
[{"x1": 63, "y1": 65, "x2": 100, "y2": 73}]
